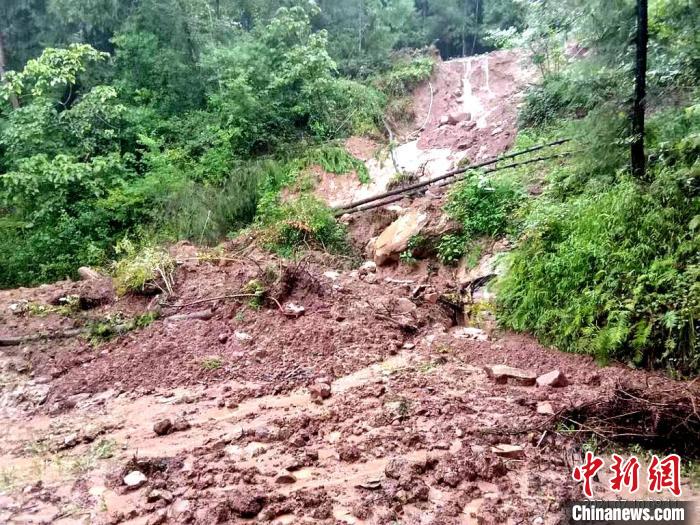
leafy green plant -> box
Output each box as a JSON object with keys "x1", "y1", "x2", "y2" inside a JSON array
[
  {"x1": 437, "y1": 233, "x2": 467, "y2": 265},
  {"x1": 444, "y1": 174, "x2": 523, "y2": 239}
]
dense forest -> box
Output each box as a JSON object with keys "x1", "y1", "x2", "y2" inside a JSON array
[{"x1": 0, "y1": 0, "x2": 698, "y2": 373}]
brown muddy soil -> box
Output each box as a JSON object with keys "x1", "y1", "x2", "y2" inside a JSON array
[{"x1": 1, "y1": 247, "x2": 698, "y2": 525}]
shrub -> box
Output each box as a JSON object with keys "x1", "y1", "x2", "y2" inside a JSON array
[
  {"x1": 112, "y1": 239, "x2": 176, "y2": 296},
  {"x1": 444, "y1": 174, "x2": 523, "y2": 239},
  {"x1": 254, "y1": 195, "x2": 348, "y2": 256}
]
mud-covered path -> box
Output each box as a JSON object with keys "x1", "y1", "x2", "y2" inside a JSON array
[{"x1": 1, "y1": 252, "x2": 698, "y2": 524}]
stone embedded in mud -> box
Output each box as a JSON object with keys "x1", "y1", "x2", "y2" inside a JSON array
[
  {"x1": 283, "y1": 302, "x2": 305, "y2": 317},
  {"x1": 491, "y1": 444, "x2": 525, "y2": 459},
  {"x1": 359, "y1": 260, "x2": 377, "y2": 275},
  {"x1": 536, "y1": 401, "x2": 555, "y2": 415},
  {"x1": 536, "y1": 369, "x2": 569, "y2": 388},
  {"x1": 217, "y1": 333, "x2": 228, "y2": 344},
  {"x1": 309, "y1": 382, "x2": 331, "y2": 401},
  {"x1": 172, "y1": 416, "x2": 191, "y2": 432},
  {"x1": 395, "y1": 297, "x2": 416, "y2": 314},
  {"x1": 228, "y1": 492, "x2": 265, "y2": 519},
  {"x1": 274, "y1": 470, "x2": 297, "y2": 484},
  {"x1": 123, "y1": 470, "x2": 147, "y2": 489},
  {"x1": 153, "y1": 419, "x2": 173, "y2": 436},
  {"x1": 234, "y1": 331, "x2": 252, "y2": 343},
  {"x1": 447, "y1": 111, "x2": 470, "y2": 125},
  {"x1": 483, "y1": 365, "x2": 536, "y2": 386},
  {"x1": 373, "y1": 210, "x2": 429, "y2": 265}
]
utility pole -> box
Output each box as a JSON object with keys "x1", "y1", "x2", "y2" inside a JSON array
[{"x1": 631, "y1": 0, "x2": 648, "y2": 180}]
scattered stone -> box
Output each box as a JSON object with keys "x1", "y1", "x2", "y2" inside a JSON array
[
  {"x1": 274, "y1": 470, "x2": 296, "y2": 484},
  {"x1": 424, "y1": 292, "x2": 439, "y2": 304},
  {"x1": 283, "y1": 303, "x2": 305, "y2": 317},
  {"x1": 323, "y1": 271, "x2": 340, "y2": 280},
  {"x1": 359, "y1": 261, "x2": 377, "y2": 275},
  {"x1": 153, "y1": 419, "x2": 172, "y2": 436},
  {"x1": 439, "y1": 115, "x2": 450, "y2": 126},
  {"x1": 536, "y1": 370, "x2": 569, "y2": 388},
  {"x1": 447, "y1": 111, "x2": 470, "y2": 125},
  {"x1": 483, "y1": 365, "x2": 536, "y2": 386},
  {"x1": 364, "y1": 272, "x2": 378, "y2": 284},
  {"x1": 147, "y1": 489, "x2": 174, "y2": 503},
  {"x1": 491, "y1": 444, "x2": 525, "y2": 459},
  {"x1": 451, "y1": 326, "x2": 488, "y2": 341},
  {"x1": 395, "y1": 297, "x2": 416, "y2": 314},
  {"x1": 309, "y1": 382, "x2": 331, "y2": 401},
  {"x1": 234, "y1": 331, "x2": 253, "y2": 343},
  {"x1": 536, "y1": 401, "x2": 555, "y2": 415},
  {"x1": 62, "y1": 433, "x2": 79, "y2": 449},
  {"x1": 229, "y1": 492, "x2": 265, "y2": 518},
  {"x1": 402, "y1": 342, "x2": 415, "y2": 350},
  {"x1": 172, "y1": 416, "x2": 191, "y2": 432},
  {"x1": 218, "y1": 333, "x2": 228, "y2": 344},
  {"x1": 123, "y1": 471, "x2": 147, "y2": 489}
]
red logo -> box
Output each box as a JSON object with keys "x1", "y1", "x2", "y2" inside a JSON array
[{"x1": 573, "y1": 453, "x2": 682, "y2": 497}]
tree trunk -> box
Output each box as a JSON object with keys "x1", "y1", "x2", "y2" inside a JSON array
[
  {"x1": 631, "y1": 0, "x2": 647, "y2": 180},
  {"x1": 0, "y1": 32, "x2": 20, "y2": 109}
]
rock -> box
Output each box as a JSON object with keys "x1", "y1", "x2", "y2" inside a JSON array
[
  {"x1": 450, "y1": 326, "x2": 488, "y2": 341},
  {"x1": 323, "y1": 271, "x2": 340, "y2": 280},
  {"x1": 146, "y1": 510, "x2": 167, "y2": 525},
  {"x1": 274, "y1": 470, "x2": 296, "y2": 484},
  {"x1": 483, "y1": 365, "x2": 536, "y2": 386},
  {"x1": 234, "y1": 331, "x2": 252, "y2": 343},
  {"x1": 491, "y1": 444, "x2": 525, "y2": 459},
  {"x1": 172, "y1": 416, "x2": 191, "y2": 432},
  {"x1": 536, "y1": 370, "x2": 569, "y2": 388},
  {"x1": 77, "y1": 266, "x2": 101, "y2": 281},
  {"x1": 447, "y1": 112, "x2": 470, "y2": 125},
  {"x1": 62, "y1": 433, "x2": 79, "y2": 449},
  {"x1": 536, "y1": 401, "x2": 555, "y2": 415},
  {"x1": 402, "y1": 342, "x2": 415, "y2": 350},
  {"x1": 309, "y1": 382, "x2": 331, "y2": 401},
  {"x1": 123, "y1": 471, "x2": 147, "y2": 489},
  {"x1": 359, "y1": 261, "x2": 377, "y2": 275},
  {"x1": 533, "y1": 517, "x2": 544, "y2": 525},
  {"x1": 218, "y1": 333, "x2": 228, "y2": 344},
  {"x1": 169, "y1": 498, "x2": 191, "y2": 519},
  {"x1": 424, "y1": 292, "x2": 439, "y2": 304},
  {"x1": 364, "y1": 272, "x2": 378, "y2": 284},
  {"x1": 229, "y1": 492, "x2": 265, "y2": 518},
  {"x1": 395, "y1": 298, "x2": 416, "y2": 314},
  {"x1": 147, "y1": 489, "x2": 174, "y2": 503},
  {"x1": 374, "y1": 210, "x2": 429, "y2": 265},
  {"x1": 439, "y1": 115, "x2": 450, "y2": 126},
  {"x1": 153, "y1": 419, "x2": 173, "y2": 436},
  {"x1": 283, "y1": 303, "x2": 305, "y2": 317}
]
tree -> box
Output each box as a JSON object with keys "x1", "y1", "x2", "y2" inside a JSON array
[
  {"x1": 630, "y1": 0, "x2": 647, "y2": 180},
  {"x1": 0, "y1": 31, "x2": 20, "y2": 108}
]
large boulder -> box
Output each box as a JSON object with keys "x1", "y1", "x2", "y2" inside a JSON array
[{"x1": 373, "y1": 210, "x2": 429, "y2": 265}]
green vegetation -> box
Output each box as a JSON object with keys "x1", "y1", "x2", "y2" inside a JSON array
[
  {"x1": 488, "y1": 0, "x2": 700, "y2": 374},
  {"x1": 88, "y1": 310, "x2": 159, "y2": 343},
  {"x1": 200, "y1": 356, "x2": 223, "y2": 371}
]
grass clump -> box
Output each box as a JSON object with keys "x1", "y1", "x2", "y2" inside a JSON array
[
  {"x1": 88, "y1": 310, "x2": 159, "y2": 343},
  {"x1": 201, "y1": 356, "x2": 223, "y2": 371},
  {"x1": 112, "y1": 239, "x2": 176, "y2": 296}
]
